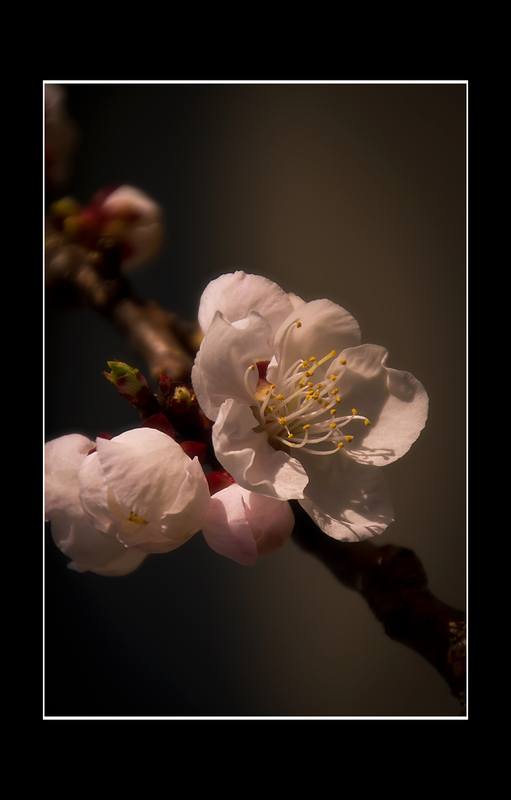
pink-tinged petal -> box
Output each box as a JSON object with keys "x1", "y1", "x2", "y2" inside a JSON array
[
  {"x1": 198, "y1": 271, "x2": 301, "y2": 340},
  {"x1": 53, "y1": 513, "x2": 146, "y2": 575},
  {"x1": 94, "y1": 428, "x2": 193, "y2": 522},
  {"x1": 76, "y1": 450, "x2": 112, "y2": 533},
  {"x1": 101, "y1": 185, "x2": 164, "y2": 269},
  {"x1": 240, "y1": 488, "x2": 295, "y2": 556},
  {"x1": 213, "y1": 398, "x2": 309, "y2": 501},
  {"x1": 298, "y1": 450, "x2": 394, "y2": 542},
  {"x1": 202, "y1": 484, "x2": 258, "y2": 566},
  {"x1": 146, "y1": 456, "x2": 211, "y2": 553},
  {"x1": 45, "y1": 434, "x2": 95, "y2": 519},
  {"x1": 192, "y1": 309, "x2": 273, "y2": 422},
  {"x1": 333, "y1": 344, "x2": 429, "y2": 467},
  {"x1": 267, "y1": 298, "x2": 361, "y2": 383}
]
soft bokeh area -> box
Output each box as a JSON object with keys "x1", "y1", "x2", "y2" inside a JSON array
[{"x1": 44, "y1": 82, "x2": 466, "y2": 717}]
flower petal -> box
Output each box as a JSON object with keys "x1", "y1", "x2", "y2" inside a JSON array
[
  {"x1": 135, "y1": 456, "x2": 212, "y2": 553},
  {"x1": 198, "y1": 271, "x2": 302, "y2": 339},
  {"x1": 192, "y1": 309, "x2": 274, "y2": 421},
  {"x1": 202, "y1": 484, "x2": 259, "y2": 566},
  {"x1": 241, "y1": 488, "x2": 295, "y2": 556},
  {"x1": 52, "y1": 512, "x2": 146, "y2": 575},
  {"x1": 94, "y1": 428, "x2": 193, "y2": 521},
  {"x1": 213, "y1": 398, "x2": 309, "y2": 501},
  {"x1": 267, "y1": 298, "x2": 361, "y2": 383},
  {"x1": 334, "y1": 344, "x2": 429, "y2": 466},
  {"x1": 297, "y1": 450, "x2": 394, "y2": 542},
  {"x1": 76, "y1": 450, "x2": 112, "y2": 533},
  {"x1": 45, "y1": 434, "x2": 95, "y2": 520}
]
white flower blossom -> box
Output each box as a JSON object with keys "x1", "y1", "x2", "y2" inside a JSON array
[
  {"x1": 45, "y1": 427, "x2": 211, "y2": 574},
  {"x1": 192, "y1": 271, "x2": 429, "y2": 542}
]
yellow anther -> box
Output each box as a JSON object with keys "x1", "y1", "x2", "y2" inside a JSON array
[
  {"x1": 296, "y1": 321, "x2": 302, "y2": 328},
  {"x1": 330, "y1": 409, "x2": 336, "y2": 415},
  {"x1": 276, "y1": 394, "x2": 284, "y2": 401},
  {"x1": 128, "y1": 510, "x2": 149, "y2": 525},
  {"x1": 268, "y1": 406, "x2": 274, "y2": 412},
  {"x1": 249, "y1": 364, "x2": 255, "y2": 371},
  {"x1": 287, "y1": 432, "x2": 294, "y2": 439},
  {"x1": 330, "y1": 374, "x2": 337, "y2": 381},
  {"x1": 307, "y1": 382, "x2": 314, "y2": 388},
  {"x1": 346, "y1": 435, "x2": 353, "y2": 442},
  {"x1": 309, "y1": 356, "x2": 316, "y2": 362},
  {"x1": 316, "y1": 384, "x2": 323, "y2": 391},
  {"x1": 303, "y1": 424, "x2": 311, "y2": 430},
  {"x1": 302, "y1": 361, "x2": 309, "y2": 369},
  {"x1": 323, "y1": 402, "x2": 329, "y2": 409},
  {"x1": 298, "y1": 381, "x2": 305, "y2": 388},
  {"x1": 279, "y1": 417, "x2": 287, "y2": 426},
  {"x1": 340, "y1": 359, "x2": 347, "y2": 365},
  {"x1": 335, "y1": 397, "x2": 341, "y2": 403},
  {"x1": 329, "y1": 422, "x2": 337, "y2": 429},
  {"x1": 364, "y1": 419, "x2": 372, "y2": 426},
  {"x1": 337, "y1": 442, "x2": 344, "y2": 448},
  {"x1": 305, "y1": 371, "x2": 313, "y2": 377},
  {"x1": 331, "y1": 388, "x2": 339, "y2": 395},
  {"x1": 352, "y1": 408, "x2": 357, "y2": 415},
  {"x1": 265, "y1": 388, "x2": 270, "y2": 395}
]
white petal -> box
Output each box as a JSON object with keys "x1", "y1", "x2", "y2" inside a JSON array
[
  {"x1": 135, "y1": 457, "x2": 212, "y2": 553},
  {"x1": 94, "y1": 428, "x2": 193, "y2": 521},
  {"x1": 45, "y1": 434, "x2": 95, "y2": 520},
  {"x1": 297, "y1": 450, "x2": 394, "y2": 542},
  {"x1": 202, "y1": 484, "x2": 259, "y2": 566},
  {"x1": 212, "y1": 398, "x2": 308, "y2": 501},
  {"x1": 76, "y1": 450, "x2": 112, "y2": 533},
  {"x1": 267, "y1": 298, "x2": 361, "y2": 383},
  {"x1": 192, "y1": 309, "x2": 273, "y2": 421},
  {"x1": 50, "y1": 507, "x2": 147, "y2": 575},
  {"x1": 197, "y1": 271, "x2": 300, "y2": 339},
  {"x1": 334, "y1": 344, "x2": 429, "y2": 467}
]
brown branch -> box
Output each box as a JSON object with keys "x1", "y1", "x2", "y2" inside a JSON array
[
  {"x1": 291, "y1": 502, "x2": 466, "y2": 714},
  {"x1": 45, "y1": 224, "x2": 200, "y2": 383}
]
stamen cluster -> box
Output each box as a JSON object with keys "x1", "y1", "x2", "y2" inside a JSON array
[{"x1": 245, "y1": 320, "x2": 371, "y2": 456}]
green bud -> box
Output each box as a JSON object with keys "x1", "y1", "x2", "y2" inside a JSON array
[{"x1": 104, "y1": 360, "x2": 159, "y2": 415}]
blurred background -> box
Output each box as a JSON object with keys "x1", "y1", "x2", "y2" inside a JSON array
[{"x1": 44, "y1": 82, "x2": 467, "y2": 717}]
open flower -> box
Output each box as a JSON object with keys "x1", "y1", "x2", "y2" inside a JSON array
[
  {"x1": 45, "y1": 427, "x2": 211, "y2": 574},
  {"x1": 192, "y1": 271, "x2": 429, "y2": 542}
]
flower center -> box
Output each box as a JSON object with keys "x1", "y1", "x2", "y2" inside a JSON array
[{"x1": 245, "y1": 320, "x2": 371, "y2": 456}]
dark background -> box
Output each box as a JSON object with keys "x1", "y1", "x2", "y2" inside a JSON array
[{"x1": 44, "y1": 82, "x2": 466, "y2": 717}]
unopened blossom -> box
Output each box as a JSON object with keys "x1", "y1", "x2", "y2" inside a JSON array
[
  {"x1": 202, "y1": 474, "x2": 295, "y2": 565},
  {"x1": 192, "y1": 271, "x2": 429, "y2": 542},
  {"x1": 49, "y1": 184, "x2": 164, "y2": 269},
  {"x1": 97, "y1": 185, "x2": 164, "y2": 269},
  {"x1": 45, "y1": 427, "x2": 211, "y2": 574}
]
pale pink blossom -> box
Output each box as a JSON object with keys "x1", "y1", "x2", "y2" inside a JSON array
[
  {"x1": 192, "y1": 271, "x2": 429, "y2": 542},
  {"x1": 98, "y1": 185, "x2": 164, "y2": 269},
  {"x1": 45, "y1": 427, "x2": 211, "y2": 574},
  {"x1": 202, "y1": 482, "x2": 295, "y2": 566}
]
